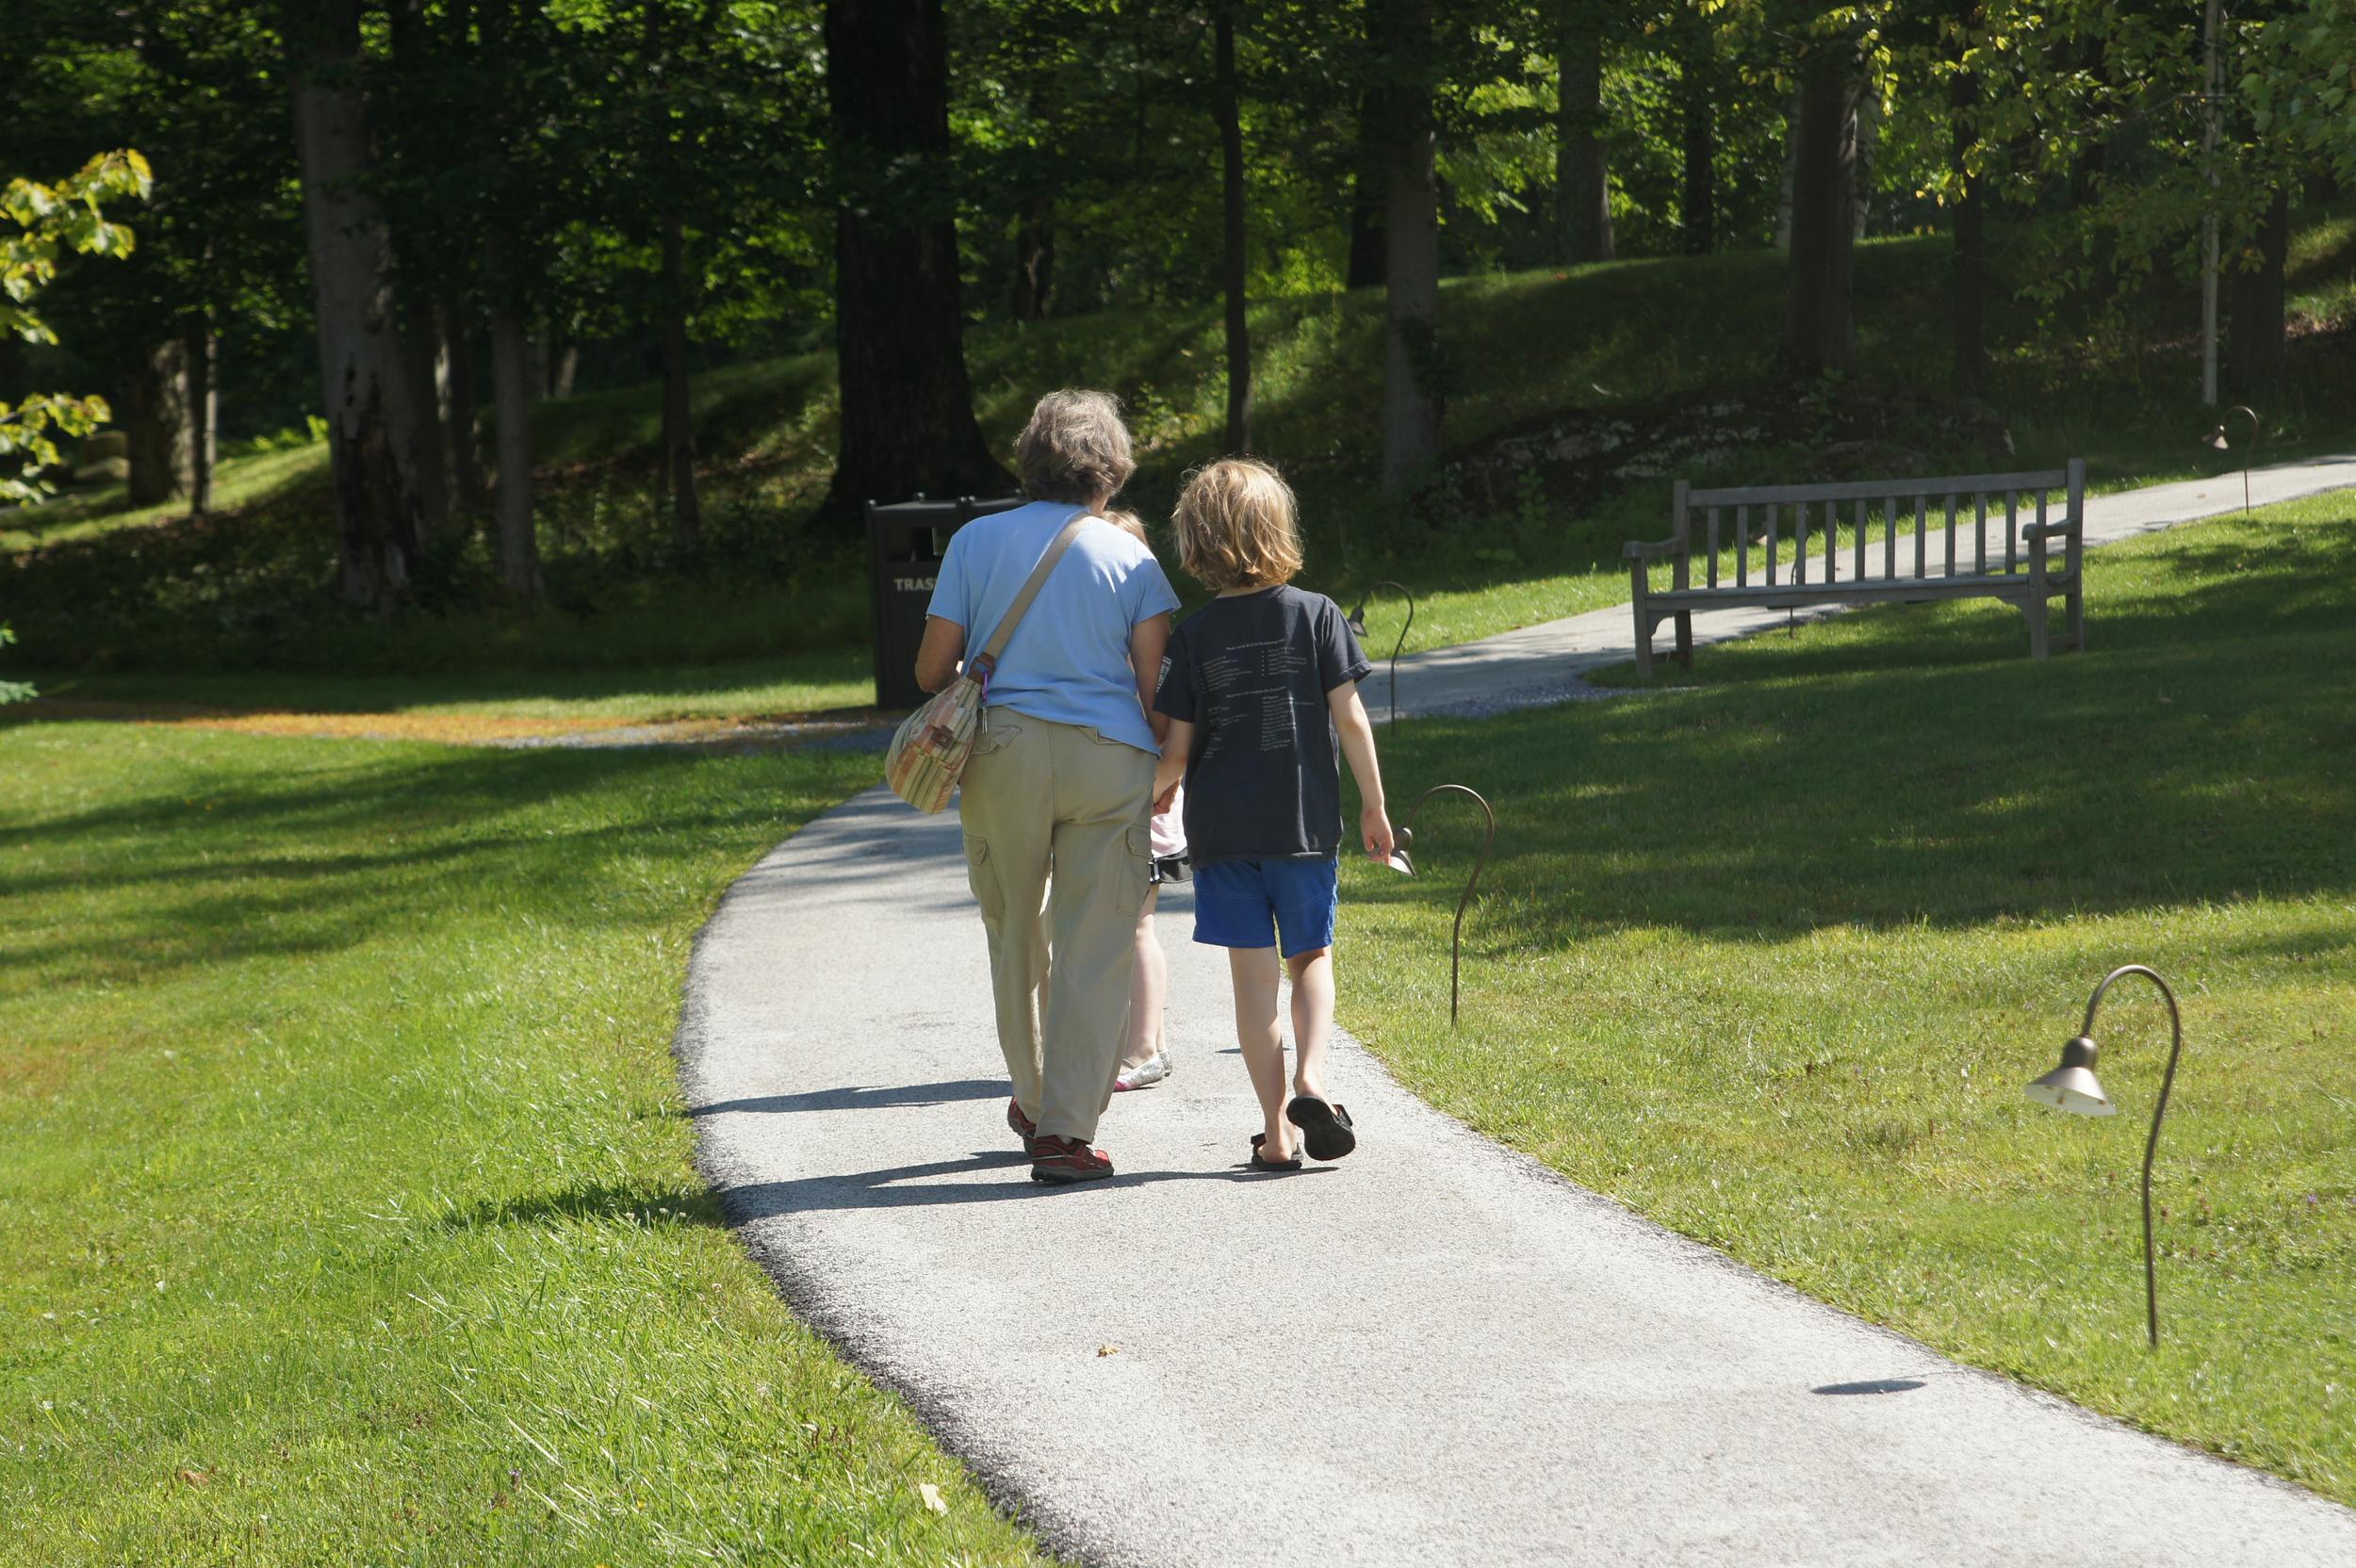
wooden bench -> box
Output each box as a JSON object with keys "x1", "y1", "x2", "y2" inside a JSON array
[{"x1": 1624, "y1": 459, "x2": 2086, "y2": 675}]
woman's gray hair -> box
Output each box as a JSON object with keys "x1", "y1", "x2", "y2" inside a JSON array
[{"x1": 1015, "y1": 388, "x2": 1137, "y2": 505}]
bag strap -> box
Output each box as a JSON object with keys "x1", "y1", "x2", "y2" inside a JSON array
[{"x1": 971, "y1": 507, "x2": 1094, "y2": 676}]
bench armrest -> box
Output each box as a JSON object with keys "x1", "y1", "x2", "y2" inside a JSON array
[
  {"x1": 1622, "y1": 538, "x2": 1686, "y2": 562},
  {"x1": 2021, "y1": 519, "x2": 2081, "y2": 541}
]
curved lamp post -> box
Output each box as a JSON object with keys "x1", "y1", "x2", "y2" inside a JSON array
[
  {"x1": 2202, "y1": 404, "x2": 2260, "y2": 518},
  {"x1": 2022, "y1": 963, "x2": 2188, "y2": 1348},
  {"x1": 1346, "y1": 581, "x2": 1415, "y2": 729},
  {"x1": 1392, "y1": 784, "x2": 1496, "y2": 1026}
]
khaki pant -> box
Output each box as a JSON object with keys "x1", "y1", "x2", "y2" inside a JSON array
[{"x1": 957, "y1": 708, "x2": 1154, "y2": 1144}]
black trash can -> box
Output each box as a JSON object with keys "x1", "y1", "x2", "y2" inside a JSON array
[{"x1": 864, "y1": 494, "x2": 1028, "y2": 709}]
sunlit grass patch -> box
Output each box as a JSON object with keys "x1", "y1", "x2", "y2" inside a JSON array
[
  {"x1": 0, "y1": 728, "x2": 1048, "y2": 1566},
  {"x1": 1338, "y1": 503, "x2": 2356, "y2": 1502}
]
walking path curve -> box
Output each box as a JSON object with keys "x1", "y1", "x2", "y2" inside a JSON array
[{"x1": 678, "y1": 453, "x2": 2356, "y2": 1566}]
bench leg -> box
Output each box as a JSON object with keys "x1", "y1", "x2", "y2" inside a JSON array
[
  {"x1": 2067, "y1": 581, "x2": 2086, "y2": 654},
  {"x1": 2025, "y1": 593, "x2": 2051, "y2": 660},
  {"x1": 1675, "y1": 611, "x2": 1693, "y2": 670},
  {"x1": 1632, "y1": 613, "x2": 1655, "y2": 678}
]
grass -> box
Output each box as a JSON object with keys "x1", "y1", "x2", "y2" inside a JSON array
[
  {"x1": 1334, "y1": 497, "x2": 2356, "y2": 1504},
  {"x1": 23, "y1": 645, "x2": 876, "y2": 726},
  {"x1": 0, "y1": 725, "x2": 1048, "y2": 1566},
  {"x1": 9, "y1": 205, "x2": 2353, "y2": 705},
  {"x1": 0, "y1": 443, "x2": 329, "y2": 552}
]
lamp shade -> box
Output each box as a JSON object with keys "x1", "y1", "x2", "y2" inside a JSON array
[
  {"x1": 1346, "y1": 603, "x2": 1368, "y2": 637},
  {"x1": 2025, "y1": 1035, "x2": 2115, "y2": 1116},
  {"x1": 2204, "y1": 427, "x2": 2231, "y2": 451}
]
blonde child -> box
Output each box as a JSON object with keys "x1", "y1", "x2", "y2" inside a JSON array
[{"x1": 1149, "y1": 462, "x2": 1393, "y2": 1168}]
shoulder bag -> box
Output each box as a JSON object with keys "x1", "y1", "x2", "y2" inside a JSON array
[{"x1": 883, "y1": 509, "x2": 1092, "y2": 813}]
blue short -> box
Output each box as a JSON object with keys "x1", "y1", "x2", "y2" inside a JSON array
[{"x1": 1191, "y1": 858, "x2": 1339, "y2": 958}]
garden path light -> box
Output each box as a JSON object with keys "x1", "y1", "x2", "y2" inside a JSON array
[
  {"x1": 1397, "y1": 783, "x2": 1495, "y2": 1026},
  {"x1": 2023, "y1": 963, "x2": 2189, "y2": 1348},
  {"x1": 2202, "y1": 404, "x2": 2259, "y2": 518},
  {"x1": 1345, "y1": 580, "x2": 1414, "y2": 729}
]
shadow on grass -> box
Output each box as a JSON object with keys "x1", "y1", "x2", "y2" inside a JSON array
[
  {"x1": 0, "y1": 732, "x2": 869, "y2": 984},
  {"x1": 1362, "y1": 519, "x2": 2356, "y2": 942},
  {"x1": 443, "y1": 1182, "x2": 728, "y2": 1231}
]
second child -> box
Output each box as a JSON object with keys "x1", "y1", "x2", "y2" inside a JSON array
[{"x1": 1152, "y1": 459, "x2": 1394, "y2": 1169}]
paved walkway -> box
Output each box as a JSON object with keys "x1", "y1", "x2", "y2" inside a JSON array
[{"x1": 678, "y1": 454, "x2": 2356, "y2": 1565}]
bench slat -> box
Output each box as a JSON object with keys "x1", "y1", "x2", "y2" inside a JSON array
[
  {"x1": 1648, "y1": 575, "x2": 2069, "y2": 612},
  {"x1": 1975, "y1": 493, "x2": 1988, "y2": 576},
  {"x1": 2005, "y1": 490, "x2": 2019, "y2": 574},
  {"x1": 1796, "y1": 500, "x2": 1809, "y2": 587},
  {"x1": 1687, "y1": 468, "x2": 2071, "y2": 506},
  {"x1": 1708, "y1": 507, "x2": 1720, "y2": 589},
  {"x1": 1884, "y1": 497, "x2": 1896, "y2": 581},
  {"x1": 1853, "y1": 498, "x2": 1866, "y2": 581},
  {"x1": 1913, "y1": 496, "x2": 1928, "y2": 579},
  {"x1": 1766, "y1": 502, "x2": 1778, "y2": 586}
]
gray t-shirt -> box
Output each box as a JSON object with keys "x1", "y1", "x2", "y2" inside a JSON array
[{"x1": 1154, "y1": 585, "x2": 1371, "y2": 865}]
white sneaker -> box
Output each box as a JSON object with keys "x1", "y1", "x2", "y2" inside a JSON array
[{"x1": 1113, "y1": 1051, "x2": 1172, "y2": 1092}]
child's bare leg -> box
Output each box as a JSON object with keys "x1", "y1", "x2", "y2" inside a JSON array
[
  {"x1": 1287, "y1": 946, "x2": 1335, "y2": 1102},
  {"x1": 1117, "y1": 888, "x2": 1165, "y2": 1073},
  {"x1": 1228, "y1": 946, "x2": 1293, "y2": 1159}
]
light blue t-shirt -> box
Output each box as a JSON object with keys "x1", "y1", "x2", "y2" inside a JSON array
[{"x1": 926, "y1": 500, "x2": 1180, "y2": 754}]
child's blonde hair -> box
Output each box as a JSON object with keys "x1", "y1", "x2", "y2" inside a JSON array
[
  {"x1": 1171, "y1": 459, "x2": 1302, "y2": 591},
  {"x1": 1103, "y1": 508, "x2": 1149, "y2": 546}
]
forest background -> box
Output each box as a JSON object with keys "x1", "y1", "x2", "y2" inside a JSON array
[{"x1": 5, "y1": 0, "x2": 2354, "y2": 664}]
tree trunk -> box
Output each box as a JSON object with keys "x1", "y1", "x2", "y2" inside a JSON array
[
  {"x1": 186, "y1": 325, "x2": 217, "y2": 514},
  {"x1": 123, "y1": 337, "x2": 192, "y2": 509},
  {"x1": 660, "y1": 206, "x2": 703, "y2": 554},
  {"x1": 1948, "y1": 47, "x2": 1987, "y2": 398},
  {"x1": 1783, "y1": 40, "x2": 1860, "y2": 375},
  {"x1": 821, "y1": 0, "x2": 1011, "y2": 514},
  {"x1": 398, "y1": 286, "x2": 450, "y2": 543},
  {"x1": 1345, "y1": 91, "x2": 1385, "y2": 289},
  {"x1": 1010, "y1": 195, "x2": 1055, "y2": 321},
  {"x1": 442, "y1": 293, "x2": 486, "y2": 519},
  {"x1": 1851, "y1": 87, "x2": 1879, "y2": 242},
  {"x1": 1554, "y1": 9, "x2": 1613, "y2": 264},
  {"x1": 1678, "y1": 31, "x2": 1714, "y2": 255},
  {"x1": 287, "y1": 0, "x2": 430, "y2": 609},
  {"x1": 1774, "y1": 87, "x2": 1799, "y2": 251},
  {"x1": 1216, "y1": 3, "x2": 1251, "y2": 454},
  {"x1": 548, "y1": 341, "x2": 580, "y2": 399},
  {"x1": 487, "y1": 288, "x2": 542, "y2": 597},
  {"x1": 1375, "y1": 0, "x2": 1443, "y2": 491},
  {"x1": 2227, "y1": 186, "x2": 2291, "y2": 401}
]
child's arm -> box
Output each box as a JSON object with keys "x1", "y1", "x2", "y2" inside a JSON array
[
  {"x1": 1153, "y1": 718, "x2": 1193, "y2": 806},
  {"x1": 1328, "y1": 683, "x2": 1395, "y2": 860}
]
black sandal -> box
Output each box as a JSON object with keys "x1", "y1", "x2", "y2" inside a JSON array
[
  {"x1": 1285, "y1": 1096, "x2": 1357, "y2": 1161},
  {"x1": 1247, "y1": 1133, "x2": 1302, "y2": 1171}
]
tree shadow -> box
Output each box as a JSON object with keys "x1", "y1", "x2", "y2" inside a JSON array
[
  {"x1": 1359, "y1": 521, "x2": 2356, "y2": 943},
  {"x1": 441, "y1": 1181, "x2": 727, "y2": 1231},
  {"x1": 690, "y1": 1079, "x2": 1009, "y2": 1117}
]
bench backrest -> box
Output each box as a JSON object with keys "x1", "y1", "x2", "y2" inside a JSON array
[{"x1": 1670, "y1": 460, "x2": 2086, "y2": 591}]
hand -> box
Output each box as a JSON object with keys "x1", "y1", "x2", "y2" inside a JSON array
[
  {"x1": 1153, "y1": 779, "x2": 1180, "y2": 814},
  {"x1": 1360, "y1": 804, "x2": 1395, "y2": 861}
]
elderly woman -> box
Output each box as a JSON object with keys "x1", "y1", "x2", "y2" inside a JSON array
[{"x1": 915, "y1": 389, "x2": 1179, "y2": 1184}]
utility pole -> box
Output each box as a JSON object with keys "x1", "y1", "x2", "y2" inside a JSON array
[{"x1": 2200, "y1": 0, "x2": 2222, "y2": 407}]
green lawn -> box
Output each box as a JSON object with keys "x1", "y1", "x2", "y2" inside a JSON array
[
  {"x1": 0, "y1": 726, "x2": 1046, "y2": 1566},
  {"x1": 24, "y1": 645, "x2": 875, "y2": 727},
  {"x1": 1337, "y1": 498, "x2": 2356, "y2": 1504}
]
